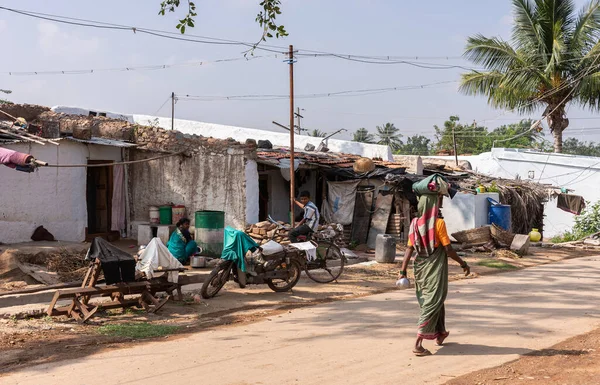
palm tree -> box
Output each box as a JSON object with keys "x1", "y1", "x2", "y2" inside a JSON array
[
  {"x1": 353, "y1": 128, "x2": 376, "y2": 143},
  {"x1": 376, "y1": 123, "x2": 403, "y2": 151},
  {"x1": 309, "y1": 129, "x2": 327, "y2": 137},
  {"x1": 460, "y1": 0, "x2": 600, "y2": 153}
]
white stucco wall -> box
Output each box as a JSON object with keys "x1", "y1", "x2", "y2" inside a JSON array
[
  {"x1": 128, "y1": 148, "x2": 248, "y2": 233},
  {"x1": 0, "y1": 141, "x2": 123, "y2": 243},
  {"x1": 426, "y1": 149, "x2": 600, "y2": 237},
  {"x1": 51, "y1": 106, "x2": 393, "y2": 161},
  {"x1": 245, "y1": 160, "x2": 259, "y2": 225}
]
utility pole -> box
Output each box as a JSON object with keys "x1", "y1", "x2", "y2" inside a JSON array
[
  {"x1": 288, "y1": 45, "x2": 296, "y2": 227},
  {"x1": 295, "y1": 107, "x2": 303, "y2": 134},
  {"x1": 171, "y1": 92, "x2": 175, "y2": 131},
  {"x1": 452, "y1": 124, "x2": 458, "y2": 166}
]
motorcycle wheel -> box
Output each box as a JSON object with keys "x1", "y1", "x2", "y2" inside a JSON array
[
  {"x1": 200, "y1": 260, "x2": 232, "y2": 299},
  {"x1": 266, "y1": 259, "x2": 302, "y2": 293}
]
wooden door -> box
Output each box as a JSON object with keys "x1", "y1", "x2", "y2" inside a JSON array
[{"x1": 86, "y1": 161, "x2": 113, "y2": 236}]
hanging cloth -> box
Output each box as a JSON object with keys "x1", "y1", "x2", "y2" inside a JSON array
[
  {"x1": 556, "y1": 193, "x2": 586, "y2": 215},
  {"x1": 111, "y1": 164, "x2": 126, "y2": 232}
]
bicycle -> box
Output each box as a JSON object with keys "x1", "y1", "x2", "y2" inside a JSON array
[{"x1": 267, "y1": 216, "x2": 346, "y2": 283}]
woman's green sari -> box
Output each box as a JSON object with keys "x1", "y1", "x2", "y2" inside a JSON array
[{"x1": 408, "y1": 193, "x2": 449, "y2": 340}]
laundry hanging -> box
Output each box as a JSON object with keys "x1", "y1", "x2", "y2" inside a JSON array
[
  {"x1": 111, "y1": 164, "x2": 126, "y2": 232},
  {"x1": 556, "y1": 193, "x2": 586, "y2": 215},
  {"x1": 0, "y1": 147, "x2": 34, "y2": 172}
]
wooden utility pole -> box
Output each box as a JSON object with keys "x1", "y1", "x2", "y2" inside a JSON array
[
  {"x1": 171, "y1": 92, "x2": 175, "y2": 131},
  {"x1": 289, "y1": 45, "x2": 296, "y2": 227},
  {"x1": 452, "y1": 124, "x2": 458, "y2": 166},
  {"x1": 296, "y1": 107, "x2": 302, "y2": 134}
]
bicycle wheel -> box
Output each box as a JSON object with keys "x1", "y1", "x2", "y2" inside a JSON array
[
  {"x1": 267, "y1": 259, "x2": 302, "y2": 292},
  {"x1": 305, "y1": 241, "x2": 345, "y2": 283},
  {"x1": 200, "y1": 260, "x2": 232, "y2": 299}
]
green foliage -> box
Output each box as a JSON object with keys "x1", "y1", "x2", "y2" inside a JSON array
[
  {"x1": 97, "y1": 323, "x2": 178, "y2": 339},
  {"x1": 434, "y1": 116, "x2": 542, "y2": 155},
  {"x1": 434, "y1": 116, "x2": 490, "y2": 155},
  {"x1": 309, "y1": 129, "x2": 327, "y2": 138},
  {"x1": 562, "y1": 138, "x2": 600, "y2": 156},
  {"x1": 460, "y1": 0, "x2": 600, "y2": 152},
  {"x1": 397, "y1": 134, "x2": 431, "y2": 155},
  {"x1": 353, "y1": 128, "x2": 376, "y2": 143},
  {"x1": 477, "y1": 259, "x2": 518, "y2": 269},
  {"x1": 0, "y1": 99, "x2": 13, "y2": 105},
  {"x1": 376, "y1": 122, "x2": 403, "y2": 151},
  {"x1": 552, "y1": 201, "x2": 600, "y2": 242},
  {"x1": 158, "y1": 0, "x2": 287, "y2": 44}
]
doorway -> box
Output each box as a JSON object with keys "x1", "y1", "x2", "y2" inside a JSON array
[
  {"x1": 86, "y1": 161, "x2": 113, "y2": 239},
  {"x1": 258, "y1": 175, "x2": 269, "y2": 221}
]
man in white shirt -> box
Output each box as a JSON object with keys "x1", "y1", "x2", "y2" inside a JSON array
[{"x1": 289, "y1": 191, "x2": 320, "y2": 243}]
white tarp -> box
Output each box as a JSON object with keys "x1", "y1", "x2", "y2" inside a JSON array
[
  {"x1": 136, "y1": 238, "x2": 183, "y2": 283},
  {"x1": 321, "y1": 180, "x2": 360, "y2": 225},
  {"x1": 290, "y1": 241, "x2": 317, "y2": 261}
]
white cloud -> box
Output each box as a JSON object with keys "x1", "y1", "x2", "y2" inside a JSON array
[
  {"x1": 37, "y1": 22, "x2": 102, "y2": 56},
  {"x1": 0, "y1": 20, "x2": 7, "y2": 34}
]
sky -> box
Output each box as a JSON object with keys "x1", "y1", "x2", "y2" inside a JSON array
[{"x1": 0, "y1": 0, "x2": 598, "y2": 143}]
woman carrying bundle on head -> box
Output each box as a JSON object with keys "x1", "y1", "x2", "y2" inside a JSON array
[
  {"x1": 167, "y1": 218, "x2": 198, "y2": 264},
  {"x1": 398, "y1": 174, "x2": 470, "y2": 357}
]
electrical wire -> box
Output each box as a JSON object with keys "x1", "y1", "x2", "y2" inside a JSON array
[{"x1": 2, "y1": 54, "x2": 276, "y2": 76}]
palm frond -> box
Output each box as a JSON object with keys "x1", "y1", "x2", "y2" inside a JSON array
[
  {"x1": 512, "y1": 0, "x2": 545, "y2": 55},
  {"x1": 464, "y1": 35, "x2": 529, "y2": 72},
  {"x1": 536, "y1": 0, "x2": 576, "y2": 56},
  {"x1": 574, "y1": 70, "x2": 600, "y2": 111},
  {"x1": 568, "y1": 0, "x2": 600, "y2": 55}
]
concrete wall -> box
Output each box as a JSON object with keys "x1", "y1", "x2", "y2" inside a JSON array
[
  {"x1": 128, "y1": 147, "x2": 249, "y2": 235},
  {"x1": 426, "y1": 149, "x2": 600, "y2": 237},
  {"x1": 0, "y1": 141, "x2": 123, "y2": 243},
  {"x1": 51, "y1": 107, "x2": 393, "y2": 161}
]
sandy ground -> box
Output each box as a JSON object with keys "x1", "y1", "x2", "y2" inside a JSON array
[
  {"x1": 2, "y1": 256, "x2": 600, "y2": 385},
  {"x1": 446, "y1": 327, "x2": 600, "y2": 385}
]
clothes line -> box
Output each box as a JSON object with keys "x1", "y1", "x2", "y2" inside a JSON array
[{"x1": 42, "y1": 151, "x2": 184, "y2": 168}]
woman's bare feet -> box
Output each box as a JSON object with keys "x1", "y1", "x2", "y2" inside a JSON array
[{"x1": 436, "y1": 331, "x2": 450, "y2": 346}]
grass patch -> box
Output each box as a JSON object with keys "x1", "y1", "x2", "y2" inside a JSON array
[
  {"x1": 477, "y1": 259, "x2": 518, "y2": 270},
  {"x1": 97, "y1": 323, "x2": 178, "y2": 339}
]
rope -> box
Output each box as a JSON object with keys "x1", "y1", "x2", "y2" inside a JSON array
[{"x1": 42, "y1": 151, "x2": 184, "y2": 168}]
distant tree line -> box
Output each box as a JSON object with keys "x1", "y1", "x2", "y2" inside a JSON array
[{"x1": 349, "y1": 116, "x2": 563, "y2": 156}]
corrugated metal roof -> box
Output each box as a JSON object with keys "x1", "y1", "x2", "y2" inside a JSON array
[
  {"x1": 0, "y1": 136, "x2": 137, "y2": 148},
  {"x1": 64, "y1": 137, "x2": 137, "y2": 147}
]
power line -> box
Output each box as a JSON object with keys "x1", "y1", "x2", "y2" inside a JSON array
[
  {"x1": 175, "y1": 80, "x2": 458, "y2": 101},
  {"x1": 1, "y1": 54, "x2": 276, "y2": 76}
]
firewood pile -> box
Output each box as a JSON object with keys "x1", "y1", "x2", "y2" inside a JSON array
[
  {"x1": 245, "y1": 221, "x2": 290, "y2": 246},
  {"x1": 245, "y1": 221, "x2": 344, "y2": 246}
]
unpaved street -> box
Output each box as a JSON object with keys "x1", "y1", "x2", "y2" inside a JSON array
[{"x1": 4, "y1": 256, "x2": 600, "y2": 385}]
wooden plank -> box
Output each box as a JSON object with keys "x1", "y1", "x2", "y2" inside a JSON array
[
  {"x1": 367, "y1": 191, "x2": 395, "y2": 249},
  {"x1": 46, "y1": 291, "x2": 61, "y2": 316}
]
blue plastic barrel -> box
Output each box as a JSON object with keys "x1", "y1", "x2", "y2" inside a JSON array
[{"x1": 487, "y1": 198, "x2": 512, "y2": 231}]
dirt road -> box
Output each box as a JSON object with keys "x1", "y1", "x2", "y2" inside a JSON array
[{"x1": 4, "y1": 256, "x2": 600, "y2": 385}]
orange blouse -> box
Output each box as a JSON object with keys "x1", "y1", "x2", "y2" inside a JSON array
[{"x1": 407, "y1": 218, "x2": 451, "y2": 248}]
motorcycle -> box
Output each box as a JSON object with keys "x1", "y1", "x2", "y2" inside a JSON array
[{"x1": 200, "y1": 233, "x2": 305, "y2": 299}]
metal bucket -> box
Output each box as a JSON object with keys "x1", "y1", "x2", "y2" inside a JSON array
[{"x1": 190, "y1": 256, "x2": 206, "y2": 268}]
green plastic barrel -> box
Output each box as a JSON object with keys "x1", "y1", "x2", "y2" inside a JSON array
[
  {"x1": 159, "y1": 206, "x2": 172, "y2": 224},
  {"x1": 195, "y1": 210, "x2": 225, "y2": 257}
]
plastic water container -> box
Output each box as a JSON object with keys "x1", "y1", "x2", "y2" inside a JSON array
[
  {"x1": 375, "y1": 234, "x2": 396, "y2": 263},
  {"x1": 487, "y1": 198, "x2": 512, "y2": 231},
  {"x1": 149, "y1": 206, "x2": 160, "y2": 224},
  {"x1": 159, "y1": 206, "x2": 172, "y2": 225}
]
